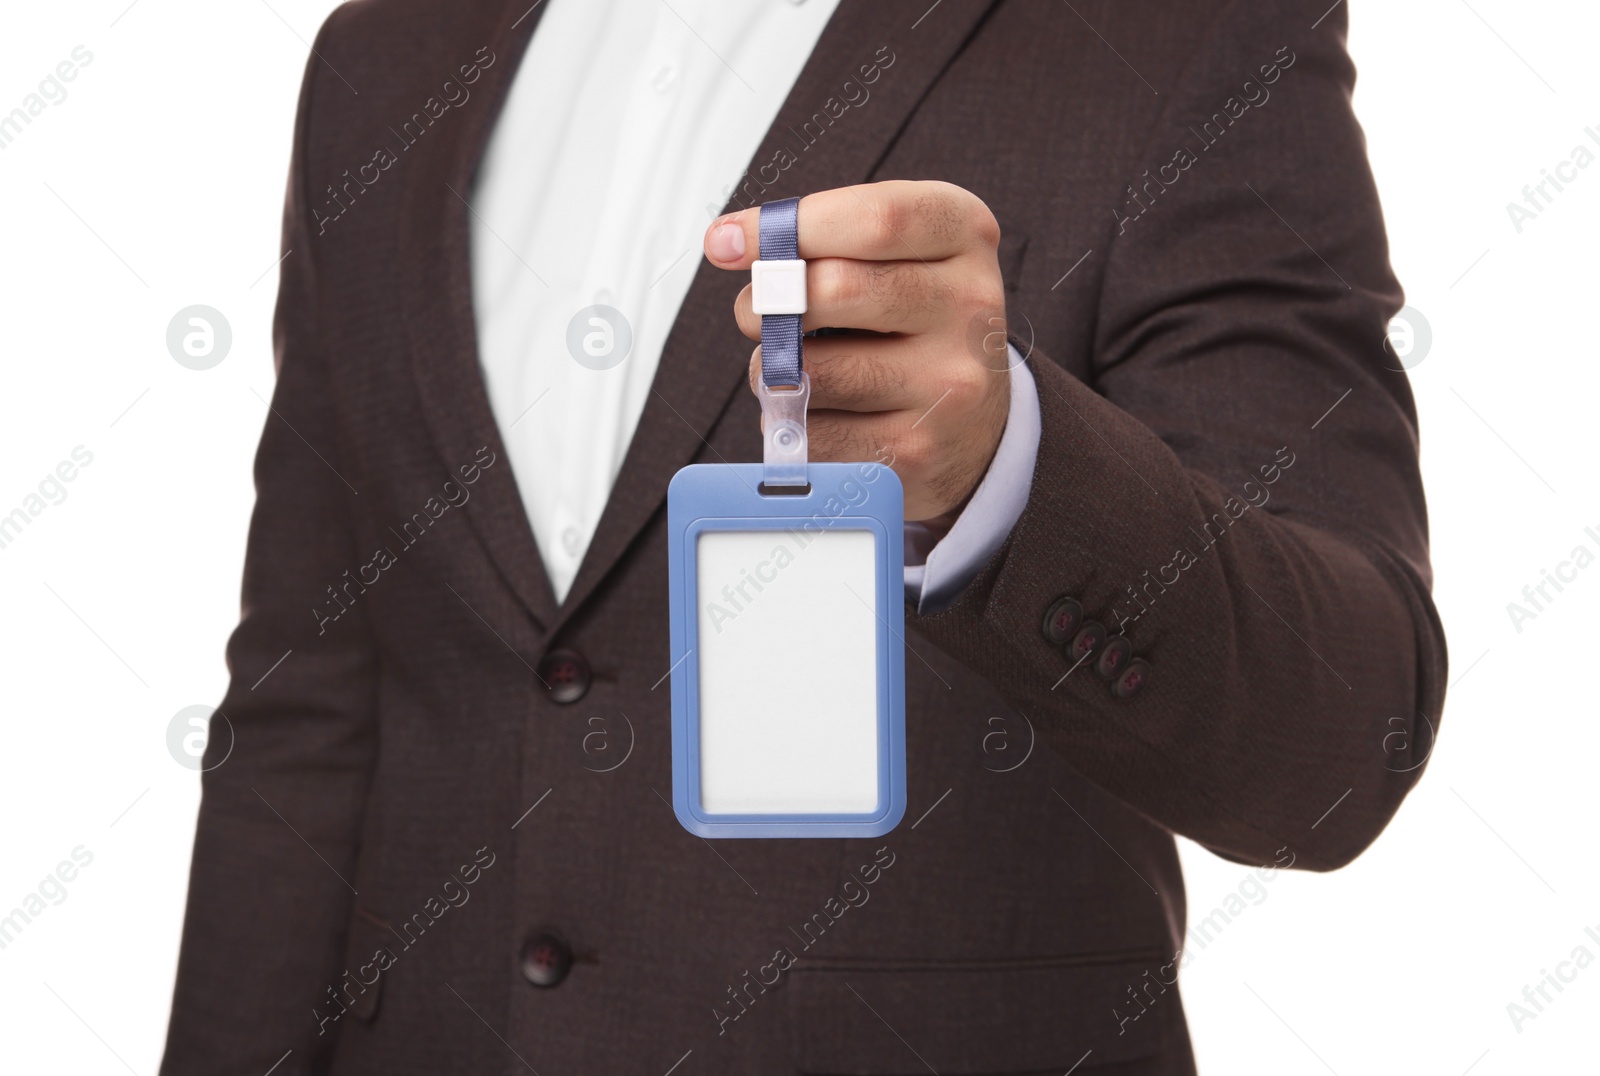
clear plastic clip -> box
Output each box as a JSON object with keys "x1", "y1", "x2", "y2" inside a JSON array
[{"x1": 756, "y1": 372, "x2": 810, "y2": 489}]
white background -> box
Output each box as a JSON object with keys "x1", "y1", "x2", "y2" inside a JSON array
[{"x1": 0, "y1": 1, "x2": 1595, "y2": 1073}]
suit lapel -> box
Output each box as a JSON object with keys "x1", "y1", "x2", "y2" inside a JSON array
[
  {"x1": 400, "y1": 0, "x2": 1001, "y2": 633},
  {"x1": 398, "y1": 0, "x2": 558, "y2": 629}
]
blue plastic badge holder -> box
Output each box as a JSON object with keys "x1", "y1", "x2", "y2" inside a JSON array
[
  {"x1": 665, "y1": 197, "x2": 906, "y2": 838},
  {"x1": 667, "y1": 462, "x2": 906, "y2": 838}
]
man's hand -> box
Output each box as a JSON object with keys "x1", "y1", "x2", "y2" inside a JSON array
[{"x1": 703, "y1": 180, "x2": 1012, "y2": 525}]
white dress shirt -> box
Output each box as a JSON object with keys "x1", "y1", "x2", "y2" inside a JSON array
[{"x1": 468, "y1": 0, "x2": 1038, "y2": 611}]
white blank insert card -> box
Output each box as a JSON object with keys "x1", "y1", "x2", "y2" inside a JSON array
[
  {"x1": 696, "y1": 528, "x2": 879, "y2": 815},
  {"x1": 665, "y1": 462, "x2": 907, "y2": 838}
]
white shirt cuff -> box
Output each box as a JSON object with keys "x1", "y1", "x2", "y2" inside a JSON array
[{"x1": 903, "y1": 345, "x2": 1041, "y2": 614}]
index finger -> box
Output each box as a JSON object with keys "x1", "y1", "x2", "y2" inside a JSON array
[{"x1": 703, "y1": 180, "x2": 997, "y2": 270}]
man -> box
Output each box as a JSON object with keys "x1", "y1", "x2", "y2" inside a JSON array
[{"x1": 162, "y1": 1, "x2": 1447, "y2": 1073}]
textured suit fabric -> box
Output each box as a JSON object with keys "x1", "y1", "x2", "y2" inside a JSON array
[{"x1": 160, "y1": 1, "x2": 1446, "y2": 1074}]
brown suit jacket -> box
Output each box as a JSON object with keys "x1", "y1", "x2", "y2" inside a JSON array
[{"x1": 161, "y1": 1, "x2": 1447, "y2": 1073}]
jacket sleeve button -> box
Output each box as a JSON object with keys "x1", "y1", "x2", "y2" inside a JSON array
[
  {"x1": 1068, "y1": 620, "x2": 1106, "y2": 663},
  {"x1": 1094, "y1": 636, "x2": 1133, "y2": 680},
  {"x1": 1041, "y1": 597, "x2": 1083, "y2": 645},
  {"x1": 1112, "y1": 659, "x2": 1152, "y2": 700}
]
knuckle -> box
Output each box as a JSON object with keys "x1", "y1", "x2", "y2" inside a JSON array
[
  {"x1": 814, "y1": 259, "x2": 864, "y2": 311},
  {"x1": 947, "y1": 363, "x2": 994, "y2": 412},
  {"x1": 956, "y1": 275, "x2": 1003, "y2": 315},
  {"x1": 867, "y1": 192, "x2": 910, "y2": 252},
  {"x1": 940, "y1": 371, "x2": 976, "y2": 413},
  {"x1": 895, "y1": 425, "x2": 936, "y2": 471},
  {"x1": 925, "y1": 181, "x2": 999, "y2": 248},
  {"x1": 970, "y1": 203, "x2": 1002, "y2": 249},
  {"x1": 913, "y1": 188, "x2": 963, "y2": 246}
]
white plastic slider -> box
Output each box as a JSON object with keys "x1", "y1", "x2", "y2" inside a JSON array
[{"x1": 750, "y1": 259, "x2": 808, "y2": 315}]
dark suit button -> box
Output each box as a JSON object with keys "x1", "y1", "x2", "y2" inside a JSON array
[
  {"x1": 539, "y1": 649, "x2": 590, "y2": 704},
  {"x1": 1042, "y1": 597, "x2": 1083, "y2": 645},
  {"x1": 520, "y1": 930, "x2": 572, "y2": 987},
  {"x1": 1095, "y1": 636, "x2": 1133, "y2": 680},
  {"x1": 1068, "y1": 620, "x2": 1106, "y2": 663},
  {"x1": 1112, "y1": 659, "x2": 1152, "y2": 700}
]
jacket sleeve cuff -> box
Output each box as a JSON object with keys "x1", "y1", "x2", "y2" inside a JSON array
[{"x1": 904, "y1": 344, "x2": 1041, "y2": 614}]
